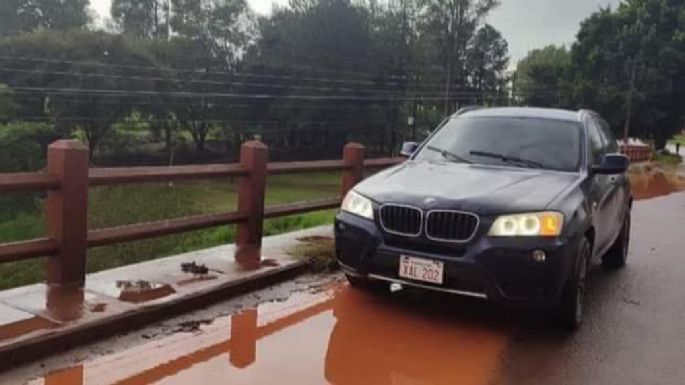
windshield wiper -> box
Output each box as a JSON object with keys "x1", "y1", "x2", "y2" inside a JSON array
[
  {"x1": 469, "y1": 150, "x2": 544, "y2": 169},
  {"x1": 426, "y1": 146, "x2": 471, "y2": 164}
]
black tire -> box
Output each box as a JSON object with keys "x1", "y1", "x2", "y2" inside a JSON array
[
  {"x1": 558, "y1": 236, "x2": 591, "y2": 331},
  {"x1": 602, "y1": 211, "x2": 631, "y2": 269},
  {"x1": 345, "y1": 274, "x2": 385, "y2": 292}
]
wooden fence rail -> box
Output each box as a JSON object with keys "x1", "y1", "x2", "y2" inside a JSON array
[{"x1": 0, "y1": 139, "x2": 402, "y2": 287}]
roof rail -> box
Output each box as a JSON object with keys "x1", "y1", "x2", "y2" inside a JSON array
[
  {"x1": 578, "y1": 109, "x2": 598, "y2": 120},
  {"x1": 452, "y1": 106, "x2": 483, "y2": 117}
]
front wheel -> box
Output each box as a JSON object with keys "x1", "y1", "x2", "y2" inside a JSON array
[
  {"x1": 558, "y1": 236, "x2": 591, "y2": 331},
  {"x1": 603, "y1": 211, "x2": 631, "y2": 269}
]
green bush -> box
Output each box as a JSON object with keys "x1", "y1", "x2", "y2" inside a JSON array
[
  {"x1": 654, "y1": 150, "x2": 683, "y2": 166},
  {"x1": 0, "y1": 122, "x2": 62, "y2": 220}
]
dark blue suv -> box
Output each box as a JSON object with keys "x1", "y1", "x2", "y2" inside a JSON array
[{"x1": 334, "y1": 107, "x2": 632, "y2": 329}]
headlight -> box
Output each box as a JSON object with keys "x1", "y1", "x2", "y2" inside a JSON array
[
  {"x1": 488, "y1": 212, "x2": 564, "y2": 237},
  {"x1": 341, "y1": 190, "x2": 374, "y2": 220}
]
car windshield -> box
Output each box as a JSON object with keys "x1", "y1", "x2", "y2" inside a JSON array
[{"x1": 414, "y1": 116, "x2": 582, "y2": 172}]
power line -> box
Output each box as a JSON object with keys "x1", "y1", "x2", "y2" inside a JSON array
[
  {"x1": 0, "y1": 54, "x2": 407, "y2": 87},
  {"x1": 0, "y1": 66, "x2": 509, "y2": 96},
  {"x1": 8, "y1": 86, "x2": 516, "y2": 101},
  {"x1": 0, "y1": 54, "x2": 521, "y2": 92}
]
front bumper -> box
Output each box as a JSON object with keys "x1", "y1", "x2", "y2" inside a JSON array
[{"x1": 334, "y1": 211, "x2": 578, "y2": 306}]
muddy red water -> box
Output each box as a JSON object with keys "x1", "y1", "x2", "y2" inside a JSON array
[
  {"x1": 631, "y1": 170, "x2": 685, "y2": 200},
  {"x1": 29, "y1": 285, "x2": 510, "y2": 385}
]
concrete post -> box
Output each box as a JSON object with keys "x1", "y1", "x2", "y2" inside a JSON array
[
  {"x1": 46, "y1": 140, "x2": 89, "y2": 287},
  {"x1": 235, "y1": 140, "x2": 268, "y2": 269},
  {"x1": 341, "y1": 143, "x2": 365, "y2": 197}
]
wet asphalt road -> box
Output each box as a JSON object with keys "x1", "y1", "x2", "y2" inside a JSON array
[
  {"x1": 6, "y1": 190, "x2": 685, "y2": 385},
  {"x1": 499, "y1": 190, "x2": 685, "y2": 385}
]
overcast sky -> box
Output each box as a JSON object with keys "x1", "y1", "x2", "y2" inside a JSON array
[{"x1": 90, "y1": 0, "x2": 621, "y2": 66}]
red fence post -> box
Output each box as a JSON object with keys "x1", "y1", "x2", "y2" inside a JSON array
[
  {"x1": 341, "y1": 143, "x2": 365, "y2": 197},
  {"x1": 46, "y1": 140, "x2": 89, "y2": 287},
  {"x1": 229, "y1": 309, "x2": 258, "y2": 368},
  {"x1": 235, "y1": 140, "x2": 268, "y2": 269}
]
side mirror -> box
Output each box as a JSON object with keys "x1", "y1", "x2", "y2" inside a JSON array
[
  {"x1": 592, "y1": 154, "x2": 630, "y2": 175},
  {"x1": 400, "y1": 142, "x2": 418, "y2": 157}
]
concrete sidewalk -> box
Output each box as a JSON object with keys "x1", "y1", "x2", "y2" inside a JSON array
[{"x1": 0, "y1": 225, "x2": 332, "y2": 369}]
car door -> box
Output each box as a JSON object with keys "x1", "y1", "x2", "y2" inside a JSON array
[
  {"x1": 597, "y1": 118, "x2": 629, "y2": 241},
  {"x1": 586, "y1": 117, "x2": 614, "y2": 254}
]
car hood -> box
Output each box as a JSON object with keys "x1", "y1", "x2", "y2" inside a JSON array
[{"x1": 355, "y1": 161, "x2": 579, "y2": 215}]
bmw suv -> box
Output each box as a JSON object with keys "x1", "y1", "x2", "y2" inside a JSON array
[{"x1": 334, "y1": 107, "x2": 632, "y2": 329}]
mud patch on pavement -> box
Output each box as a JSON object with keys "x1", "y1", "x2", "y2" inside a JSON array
[
  {"x1": 291, "y1": 236, "x2": 337, "y2": 271},
  {"x1": 93, "y1": 280, "x2": 176, "y2": 303}
]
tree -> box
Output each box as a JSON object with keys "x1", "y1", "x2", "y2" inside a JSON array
[
  {"x1": 571, "y1": 0, "x2": 685, "y2": 147},
  {"x1": 0, "y1": 30, "x2": 164, "y2": 159},
  {"x1": 0, "y1": 84, "x2": 17, "y2": 121},
  {"x1": 515, "y1": 45, "x2": 571, "y2": 107},
  {"x1": 166, "y1": 0, "x2": 252, "y2": 151},
  {"x1": 0, "y1": 0, "x2": 89, "y2": 36},
  {"x1": 111, "y1": 0, "x2": 170, "y2": 39},
  {"x1": 467, "y1": 24, "x2": 509, "y2": 96},
  {"x1": 417, "y1": 0, "x2": 500, "y2": 113}
]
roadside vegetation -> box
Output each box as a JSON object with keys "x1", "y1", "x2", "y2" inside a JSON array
[
  {"x1": 0, "y1": 173, "x2": 340, "y2": 290},
  {"x1": 653, "y1": 150, "x2": 683, "y2": 166},
  {"x1": 289, "y1": 236, "x2": 338, "y2": 272}
]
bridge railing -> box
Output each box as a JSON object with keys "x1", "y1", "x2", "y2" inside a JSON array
[{"x1": 0, "y1": 140, "x2": 402, "y2": 287}]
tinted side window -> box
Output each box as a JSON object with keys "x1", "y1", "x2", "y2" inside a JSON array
[
  {"x1": 598, "y1": 119, "x2": 619, "y2": 153},
  {"x1": 587, "y1": 119, "x2": 606, "y2": 165}
]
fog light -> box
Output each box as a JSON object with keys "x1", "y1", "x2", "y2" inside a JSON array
[{"x1": 531, "y1": 249, "x2": 547, "y2": 263}]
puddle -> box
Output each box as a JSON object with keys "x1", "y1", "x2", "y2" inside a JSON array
[
  {"x1": 631, "y1": 169, "x2": 685, "y2": 200},
  {"x1": 0, "y1": 304, "x2": 57, "y2": 343},
  {"x1": 30, "y1": 285, "x2": 510, "y2": 385},
  {"x1": 0, "y1": 285, "x2": 109, "y2": 323},
  {"x1": 89, "y1": 280, "x2": 177, "y2": 304}
]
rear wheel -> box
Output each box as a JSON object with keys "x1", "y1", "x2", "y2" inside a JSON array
[
  {"x1": 558, "y1": 236, "x2": 591, "y2": 331},
  {"x1": 602, "y1": 211, "x2": 631, "y2": 269}
]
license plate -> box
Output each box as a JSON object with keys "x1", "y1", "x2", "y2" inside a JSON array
[{"x1": 398, "y1": 255, "x2": 444, "y2": 285}]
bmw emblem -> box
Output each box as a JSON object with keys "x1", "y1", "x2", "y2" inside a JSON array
[{"x1": 424, "y1": 197, "x2": 437, "y2": 206}]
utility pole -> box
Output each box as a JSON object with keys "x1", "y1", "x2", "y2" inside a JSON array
[{"x1": 623, "y1": 61, "x2": 637, "y2": 144}]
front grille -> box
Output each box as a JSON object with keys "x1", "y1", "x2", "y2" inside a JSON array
[
  {"x1": 384, "y1": 236, "x2": 467, "y2": 257},
  {"x1": 425, "y1": 210, "x2": 479, "y2": 242},
  {"x1": 379, "y1": 204, "x2": 422, "y2": 237}
]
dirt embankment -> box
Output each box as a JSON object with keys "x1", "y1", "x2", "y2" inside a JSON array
[{"x1": 630, "y1": 163, "x2": 685, "y2": 200}]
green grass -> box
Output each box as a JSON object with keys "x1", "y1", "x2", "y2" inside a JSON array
[
  {"x1": 654, "y1": 150, "x2": 683, "y2": 166},
  {"x1": 0, "y1": 172, "x2": 341, "y2": 290}
]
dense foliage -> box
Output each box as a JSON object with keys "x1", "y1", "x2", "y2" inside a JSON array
[
  {"x1": 516, "y1": 0, "x2": 685, "y2": 147},
  {"x1": 0, "y1": 0, "x2": 509, "y2": 165}
]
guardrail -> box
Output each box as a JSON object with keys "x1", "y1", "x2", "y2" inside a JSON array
[{"x1": 0, "y1": 140, "x2": 402, "y2": 287}]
